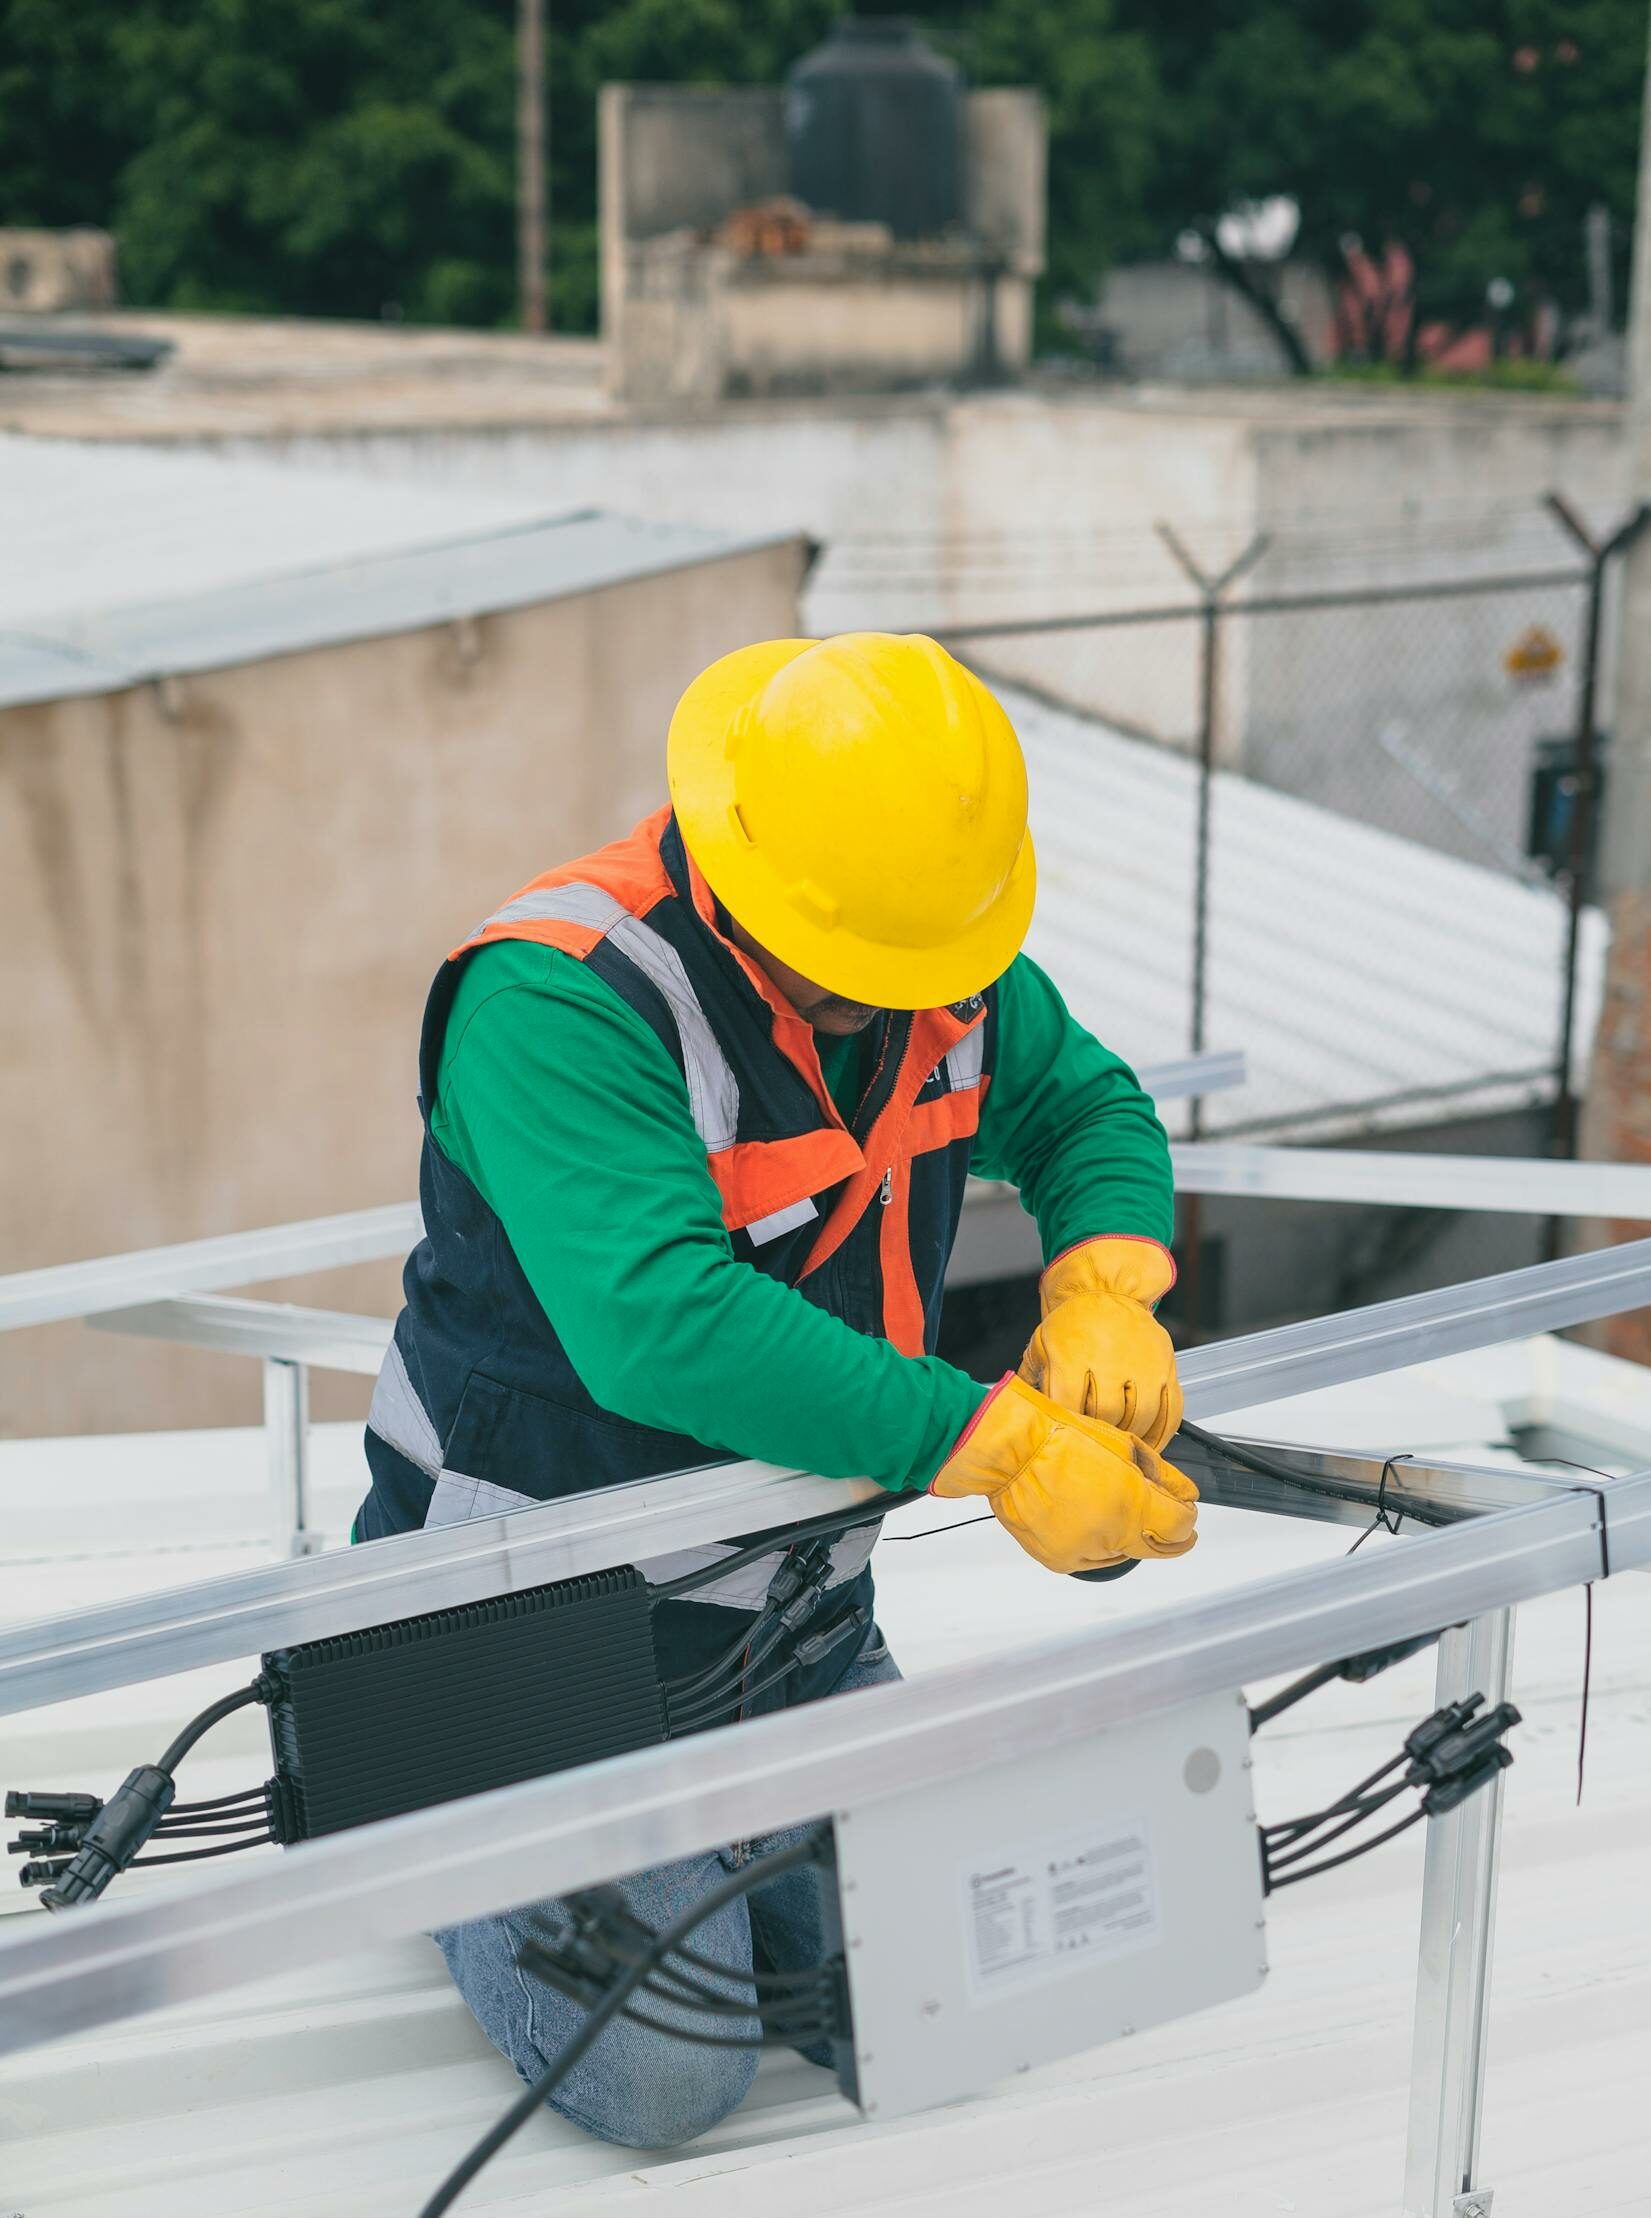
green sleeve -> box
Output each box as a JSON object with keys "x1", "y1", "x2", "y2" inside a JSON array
[
  {"x1": 972, "y1": 954, "x2": 1175, "y2": 1261},
  {"x1": 430, "y1": 941, "x2": 985, "y2": 1494}
]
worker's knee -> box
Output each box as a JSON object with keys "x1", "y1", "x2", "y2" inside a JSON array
[
  {"x1": 436, "y1": 1903, "x2": 761, "y2": 2151},
  {"x1": 548, "y1": 2034, "x2": 758, "y2": 2149}
]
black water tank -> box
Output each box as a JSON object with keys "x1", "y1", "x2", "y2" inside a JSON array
[{"x1": 785, "y1": 18, "x2": 963, "y2": 241}]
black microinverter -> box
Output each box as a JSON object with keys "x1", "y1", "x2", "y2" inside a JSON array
[{"x1": 261, "y1": 1568, "x2": 666, "y2": 1841}]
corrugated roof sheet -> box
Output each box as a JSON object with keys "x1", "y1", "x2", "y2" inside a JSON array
[
  {"x1": 0, "y1": 435, "x2": 794, "y2": 709},
  {"x1": 1011, "y1": 685, "x2": 1606, "y2": 1139}
]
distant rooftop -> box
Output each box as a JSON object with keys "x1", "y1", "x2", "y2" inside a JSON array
[
  {"x1": 0, "y1": 309, "x2": 1621, "y2": 445},
  {"x1": 0, "y1": 434, "x2": 797, "y2": 709}
]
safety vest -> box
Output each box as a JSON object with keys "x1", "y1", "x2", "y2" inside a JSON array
[{"x1": 357, "y1": 807, "x2": 997, "y2": 1602}]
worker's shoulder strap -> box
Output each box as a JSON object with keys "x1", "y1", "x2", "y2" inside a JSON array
[{"x1": 420, "y1": 809, "x2": 865, "y2": 1228}]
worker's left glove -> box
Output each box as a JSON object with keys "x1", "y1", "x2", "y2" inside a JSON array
[{"x1": 1018, "y1": 1236, "x2": 1183, "y2": 1452}]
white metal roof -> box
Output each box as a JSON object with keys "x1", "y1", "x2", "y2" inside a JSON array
[
  {"x1": 0, "y1": 1335, "x2": 1646, "y2": 2215},
  {"x1": 1009, "y1": 684, "x2": 1606, "y2": 1139},
  {"x1": 0, "y1": 435, "x2": 794, "y2": 710}
]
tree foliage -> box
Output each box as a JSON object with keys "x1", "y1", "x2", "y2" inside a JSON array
[{"x1": 0, "y1": 0, "x2": 1645, "y2": 344}]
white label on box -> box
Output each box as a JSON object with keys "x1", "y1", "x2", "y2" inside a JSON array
[{"x1": 961, "y1": 1816, "x2": 1160, "y2": 2002}]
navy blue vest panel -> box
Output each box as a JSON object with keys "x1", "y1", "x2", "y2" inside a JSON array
[{"x1": 355, "y1": 814, "x2": 997, "y2": 1556}]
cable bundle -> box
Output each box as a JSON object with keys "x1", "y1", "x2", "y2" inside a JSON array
[
  {"x1": 419, "y1": 1830, "x2": 839, "y2": 2216},
  {"x1": 8, "y1": 1680, "x2": 277, "y2": 1906},
  {"x1": 660, "y1": 1533, "x2": 871, "y2": 1737},
  {"x1": 1259, "y1": 1692, "x2": 1520, "y2": 1894},
  {"x1": 516, "y1": 1883, "x2": 843, "y2": 2054}
]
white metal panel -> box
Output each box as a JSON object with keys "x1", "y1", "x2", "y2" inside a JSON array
[
  {"x1": 837, "y1": 1686, "x2": 1262, "y2": 2119},
  {"x1": 1009, "y1": 685, "x2": 1605, "y2": 1138}
]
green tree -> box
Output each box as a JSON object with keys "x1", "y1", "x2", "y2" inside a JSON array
[
  {"x1": 1116, "y1": 0, "x2": 1649, "y2": 363},
  {"x1": 0, "y1": 0, "x2": 1646, "y2": 355}
]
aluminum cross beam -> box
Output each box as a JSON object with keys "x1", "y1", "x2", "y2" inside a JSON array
[
  {"x1": 3, "y1": 1237, "x2": 1650, "y2": 1718},
  {"x1": 0, "y1": 1051, "x2": 1241, "y2": 1333},
  {"x1": 0, "y1": 1465, "x2": 1639, "y2": 2057}
]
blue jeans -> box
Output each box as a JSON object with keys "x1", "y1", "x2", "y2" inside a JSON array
[{"x1": 435, "y1": 1621, "x2": 899, "y2": 2150}]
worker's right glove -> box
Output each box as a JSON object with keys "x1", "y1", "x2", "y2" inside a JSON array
[{"x1": 931, "y1": 1375, "x2": 1199, "y2": 1575}]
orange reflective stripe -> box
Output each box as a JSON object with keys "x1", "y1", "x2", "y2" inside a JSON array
[
  {"x1": 801, "y1": 1004, "x2": 983, "y2": 1280},
  {"x1": 708, "y1": 1129, "x2": 862, "y2": 1233},
  {"x1": 878, "y1": 1155, "x2": 926, "y2": 1356},
  {"x1": 447, "y1": 806, "x2": 676, "y2": 962},
  {"x1": 905, "y1": 1077, "x2": 990, "y2": 1155}
]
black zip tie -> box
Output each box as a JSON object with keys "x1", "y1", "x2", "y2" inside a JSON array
[
  {"x1": 1537, "y1": 1457, "x2": 1617, "y2": 1807},
  {"x1": 1345, "y1": 1454, "x2": 1413, "y2": 1555}
]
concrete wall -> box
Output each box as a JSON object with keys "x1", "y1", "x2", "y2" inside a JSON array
[
  {"x1": 179, "y1": 384, "x2": 1627, "y2": 785},
  {"x1": 2, "y1": 539, "x2": 807, "y2": 1438},
  {"x1": 1090, "y1": 262, "x2": 1336, "y2": 382},
  {"x1": 601, "y1": 84, "x2": 1044, "y2": 402}
]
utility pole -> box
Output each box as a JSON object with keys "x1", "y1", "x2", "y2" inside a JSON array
[
  {"x1": 1579, "y1": 21, "x2": 1651, "y2": 1360},
  {"x1": 517, "y1": 0, "x2": 548, "y2": 333}
]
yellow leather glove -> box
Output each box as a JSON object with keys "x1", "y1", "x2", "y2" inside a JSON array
[
  {"x1": 931, "y1": 1374, "x2": 1198, "y2": 1574},
  {"x1": 1019, "y1": 1236, "x2": 1184, "y2": 1452}
]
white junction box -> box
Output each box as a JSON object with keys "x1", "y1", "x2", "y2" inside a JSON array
[{"x1": 832, "y1": 1686, "x2": 1265, "y2": 2119}]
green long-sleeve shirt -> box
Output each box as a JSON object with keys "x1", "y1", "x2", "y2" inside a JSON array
[{"x1": 430, "y1": 943, "x2": 1172, "y2": 1495}]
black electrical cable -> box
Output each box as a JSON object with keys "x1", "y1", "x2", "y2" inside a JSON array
[
  {"x1": 157, "y1": 1684, "x2": 266, "y2": 1775},
  {"x1": 1265, "y1": 1784, "x2": 1411, "y2": 1873},
  {"x1": 130, "y1": 1836, "x2": 273, "y2": 1870},
  {"x1": 550, "y1": 1925, "x2": 835, "y2": 2016},
  {"x1": 522, "y1": 1944, "x2": 834, "y2": 2041},
  {"x1": 418, "y1": 1832, "x2": 823, "y2": 2217},
  {"x1": 154, "y1": 1826, "x2": 269, "y2": 1846},
  {"x1": 669, "y1": 1653, "x2": 800, "y2": 1732},
  {"x1": 525, "y1": 1902, "x2": 823, "y2": 1998},
  {"x1": 666, "y1": 1612, "x2": 791, "y2": 1710},
  {"x1": 650, "y1": 1502, "x2": 888, "y2": 1601},
  {"x1": 1263, "y1": 1778, "x2": 1407, "y2": 1849},
  {"x1": 1175, "y1": 1420, "x2": 1452, "y2": 1530},
  {"x1": 168, "y1": 1787, "x2": 268, "y2": 1816},
  {"x1": 1266, "y1": 1807, "x2": 1426, "y2": 1890}
]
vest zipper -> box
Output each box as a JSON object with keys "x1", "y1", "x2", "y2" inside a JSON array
[{"x1": 878, "y1": 1168, "x2": 893, "y2": 1206}]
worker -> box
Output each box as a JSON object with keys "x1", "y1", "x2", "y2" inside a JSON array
[{"x1": 355, "y1": 633, "x2": 1196, "y2": 2148}]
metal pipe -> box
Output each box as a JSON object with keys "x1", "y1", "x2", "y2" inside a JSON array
[
  {"x1": 1403, "y1": 1610, "x2": 1515, "y2": 2218},
  {"x1": 263, "y1": 1359, "x2": 318, "y2": 1560},
  {"x1": 0, "y1": 1475, "x2": 1636, "y2": 2057},
  {"x1": 5, "y1": 1237, "x2": 1651, "y2": 1716}
]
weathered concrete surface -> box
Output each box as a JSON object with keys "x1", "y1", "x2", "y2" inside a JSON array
[{"x1": 2, "y1": 539, "x2": 807, "y2": 1437}]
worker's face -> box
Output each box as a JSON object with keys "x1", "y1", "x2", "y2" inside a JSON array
[{"x1": 728, "y1": 922, "x2": 885, "y2": 1035}]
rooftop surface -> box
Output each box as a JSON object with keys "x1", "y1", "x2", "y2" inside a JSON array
[
  {"x1": 0, "y1": 435, "x2": 794, "y2": 709},
  {"x1": 0, "y1": 1335, "x2": 1645, "y2": 2215},
  {"x1": 0, "y1": 310, "x2": 1621, "y2": 444}
]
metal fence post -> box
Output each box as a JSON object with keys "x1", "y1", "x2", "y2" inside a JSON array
[
  {"x1": 1543, "y1": 496, "x2": 1651, "y2": 1168},
  {"x1": 1156, "y1": 526, "x2": 1269, "y2": 1337},
  {"x1": 263, "y1": 1356, "x2": 319, "y2": 1558},
  {"x1": 1403, "y1": 1608, "x2": 1515, "y2": 2218}
]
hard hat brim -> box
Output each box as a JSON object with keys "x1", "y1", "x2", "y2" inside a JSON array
[{"x1": 668, "y1": 639, "x2": 1038, "y2": 1010}]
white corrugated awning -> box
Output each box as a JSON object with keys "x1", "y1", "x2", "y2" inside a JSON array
[{"x1": 1010, "y1": 685, "x2": 1604, "y2": 1139}]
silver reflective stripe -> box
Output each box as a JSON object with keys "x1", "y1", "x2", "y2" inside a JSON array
[
  {"x1": 639, "y1": 1518, "x2": 882, "y2": 1611},
  {"x1": 366, "y1": 1339, "x2": 444, "y2": 1479},
  {"x1": 424, "y1": 1471, "x2": 540, "y2": 1527},
  {"x1": 474, "y1": 882, "x2": 628, "y2": 937},
  {"x1": 943, "y1": 1026, "x2": 986, "y2": 1091},
  {"x1": 472, "y1": 881, "x2": 741, "y2": 1155},
  {"x1": 744, "y1": 1196, "x2": 819, "y2": 1248}
]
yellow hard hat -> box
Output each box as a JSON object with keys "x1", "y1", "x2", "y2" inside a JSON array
[{"x1": 667, "y1": 632, "x2": 1036, "y2": 1010}]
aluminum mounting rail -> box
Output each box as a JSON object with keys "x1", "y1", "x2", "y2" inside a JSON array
[
  {"x1": 0, "y1": 1202, "x2": 422, "y2": 1334},
  {"x1": 5, "y1": 1235, "x2": 1651, "y2": 1716},
  {"x1": 86, "y1": 1294, "x2": 393, "y2": 1376},
  {"x1": 1172, "y1": 1142, "x2": 1651, "y2": 1219},
  {"x1": 0, "y1": 1465, "x2": 1641, "y2": 2057},
  {"x1": 0, "y1": 1051, "x2": 1244, "y2": 1334}
]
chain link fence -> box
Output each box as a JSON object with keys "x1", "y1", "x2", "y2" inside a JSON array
[{"x1": 932, "y1": 512, "x2": 1645, "y2": 1158}]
